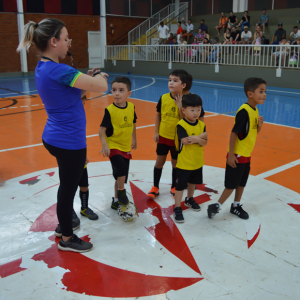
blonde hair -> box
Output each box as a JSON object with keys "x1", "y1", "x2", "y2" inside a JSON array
[{"x1": 17, "y1": 18, "x2": 65, "y2": 53}]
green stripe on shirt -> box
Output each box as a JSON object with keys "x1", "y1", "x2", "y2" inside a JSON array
[{"x1": 70, "y1": 72, "x2": 82, "y2": 87}]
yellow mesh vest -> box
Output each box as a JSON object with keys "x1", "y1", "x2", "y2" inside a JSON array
[
  {"x1": 230, "y1": 103, "x2": 259, "y2": 157},
  {"x1": 159, "y1": 93, "x2": 180, "y2": 140},
  {"x1": 106, "y1": 102, "x2": 134, "y2": 152},
  {"x1": 175, "y1": 119, "x2": 205, "y2": 170}
]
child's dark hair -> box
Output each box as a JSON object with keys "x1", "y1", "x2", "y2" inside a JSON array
[
  {"x1": 182, "y1": 94, "x2": 202, "y2": 108},
  {"x1": 169, "y1": 69, "x2": 192, "y2": 91},
  {"x1": 112, "y1": 76, "x2": 131, "y2": 91},
  {"x1": 244, "y1": 77, "x2": 266, "y2": 96},
  {"x1": 214, "y1": 37, "x2": 219, "y2": 43}
]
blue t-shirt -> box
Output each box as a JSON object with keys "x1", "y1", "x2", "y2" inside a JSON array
[{"x1": 35, "y1": 61, "x2": 86, "y2": 150}]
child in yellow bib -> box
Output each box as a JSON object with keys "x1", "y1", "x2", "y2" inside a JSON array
[
  {"x1": 99, "y1": 77, "x2": 137, "y2": 209},
  {"x1": 147, "y1": 70, "x2": 190, "y2": 200},
  {"x1": 208, "y1": 77, "x2": 266, "y2": 220},
  {"x1": 173, "y1": 94, "x2": 208, "y2": 223}
]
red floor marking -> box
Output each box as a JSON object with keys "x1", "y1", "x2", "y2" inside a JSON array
[
  {"x1": 130, "y1": 181, "x2": 212, "y2": 275},
  {"x1": 19, "y1": 175, "x2": 40, "y2": 185},
  {"x1": 30, "y1": 203, "x2": 57, "y2": 232},
  {"x1": 288, "y1": 203, "x2": 300, "y2": 213},
  {"x1": 247, "y1": 224, "x2": 261, "y2": 249},
  {"x1": 196, "y1": 184, "x2": 218, "y2": 194},
  {"x1": 32, "y1": 235, "x2": 202, "y2": 297},
  {"x1": 46, "y1": 172, "x2": 55, "y2": 177},
  {"x1": 32, "y1": 184, "x2": 59, "y2": 196},
  {"x1": 0, "y1": 258, "x2": 26, "y2": 278}
]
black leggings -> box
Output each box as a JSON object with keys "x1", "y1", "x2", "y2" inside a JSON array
[{"x1": 43, "y1": 140, "x2": 86, "y2": 236}]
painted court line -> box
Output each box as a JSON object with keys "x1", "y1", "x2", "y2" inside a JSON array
[
  {"x1": 256, "y1": 159, "x2": 300, "y2": 179},
  {"x1": 0, "y1": 124, "x2": 155, "y2": 153}
]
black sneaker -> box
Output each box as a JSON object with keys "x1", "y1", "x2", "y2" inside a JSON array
[
  {"x1": 184, "y1": 197, "x2": 201, "y2": 211},
  {"x1": 73, "y1": 209, "x2": 80, "y2": 223},
  {"x1": 173, "y1": 207, "x2": 184, "y2": 223},
  {"x1": 58, "y1": 234, "x2": 93, "y2": 253},
  {"x1": 111, "y1": 197, "x2": 119, "y2": 210},
  {"x1": 117, "y1": 189, "x2": 129, "y2": 205},
  {"x1": 80, "y1": 207, "x2": 99, "y2": 220},
  {"x1": 230, "y1": 204, "x2": 249, "y2": 219},
  {"x1": 207, "y1": 203, "x2": 220, "y2": 218},
  {"x1": 54, "y1": 211, "x2": 81, "y2": 237}
]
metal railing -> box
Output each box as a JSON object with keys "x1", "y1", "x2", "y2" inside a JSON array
[
  {"x1": 146, "y1": 3, "x2": 188, "y2": 45},
  {"x1": 106, "y1": 44, "x2": 300, "y2": 71},
  {"x1": 128, "y1": 3, "x2": 188, "y2": 46}
]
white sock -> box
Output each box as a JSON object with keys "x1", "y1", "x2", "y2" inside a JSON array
[
  {"x1": 114, "y1": 197, "x2": 118, "y2": 203},
  {"x1": 217, "y1": 202, "x2": 222, "y2": 209},
  {"x1": 233, "y1": 201, "x2": 240, "y2": 207}
]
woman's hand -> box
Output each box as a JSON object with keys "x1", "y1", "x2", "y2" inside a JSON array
[
  {"x1": 85, "y1": 157, "x2": 89, "y2": 165},
  {"x1": 87, "y1": 67, "x2": 98, "y2": 77}
]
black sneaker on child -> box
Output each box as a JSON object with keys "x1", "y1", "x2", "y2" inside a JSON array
[
  {"x1": 184, "y1": 197, "x2": 201, "y2": 211},
  {"x1": 230, "y1": 203, "x2": 249, "y2": 219},
  {"x1": 58, "y1": 234, "x2": 93, "y2": 253},
  {"x1": 80, "y1": 207, "x2": 99, "y2": 220},
  {"x1": 173, "y1": 207, "x2": 184, "y2": 223},
  {"x1": 117, "y1": 189, "x2": 129, "y2": 206},
  {"x1": 207, "y1": 203, "x2": 220, "y2": 219},
  {"x1": 73, "y1": 209, "x2": 80, "y2": 223},
  {"x1": 111, "y1": 197, "x2": 119, "y2": 210},
  {"x1": 54, "y1": 210, "x2": 81, "y2": 237}
]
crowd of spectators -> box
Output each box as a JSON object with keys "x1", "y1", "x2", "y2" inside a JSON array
[{"x1": 156, "y1": 9, "x2": 300, "y2": 65}]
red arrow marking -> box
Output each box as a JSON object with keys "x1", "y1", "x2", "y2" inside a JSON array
[
  {"x1": 288, "y1": 203, "x2": 300, "y2": 213},
  {"x1": 19, "y1": 176, "x2": 40, "y2": 185},
  {"x1": 32, "y1": 235, "x2": 202, "y2": 297},
  {"x1": 247, "y1": 224, "x2": 261, "y2": 249},
  {"x1": 130, "y1": 181, "x2": 212, "y2": 275},
  {"x1": 46, "y1": 172, "x2": 55, "y2": 177},
  {"x1": 0, "y1": 258, "x2": 26, "y2": 278},
  {"x1": 196, "y1": 184, "x2": 218, "y2": 194},
  {"x1": 30, "y1": 203, "x2": 58, "y2": 232}
]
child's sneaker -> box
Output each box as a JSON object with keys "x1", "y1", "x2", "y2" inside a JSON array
[
  {"x1": 111, "y1": 197, "x2": 119, "y2": 210},
  {"x1": 170, "y1": 187, "x2": 176, "y2": 197},
  {"x1": 147, "y1": 186, "x2": 159, "y2": 199},
  {"x1": 58, "y1": 234, "x2": 93, "y2": 253},
  {"x1": 117, "y1": 189, "x2": 129, "y2": 205},
  {"x1": 207, "y1": 203, "x2": 220, "y2": 218},
  {"x1": 54, "y1": 218, "x2": 80, "y2": 237},
  {"x1": 173, "y1": 207, "x2": 184, "y2": 223},
  {"x1": 184, "y1": 197, "x2": 201, "y2": 211},
  {"x1": 80, "y1": 207, "x2": 99, "y2": 220},
  {"x1": 230, "y1": 203, "x2": 249, "y2": 219}
]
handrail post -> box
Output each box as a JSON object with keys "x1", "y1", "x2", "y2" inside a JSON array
[{"x1": 276, "y1": 45, "x2": 282, "y2": 77}]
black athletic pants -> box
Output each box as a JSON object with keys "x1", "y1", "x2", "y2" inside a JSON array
[{"x1": 43, "y1": 140, "x2": 86, "y2": 237}]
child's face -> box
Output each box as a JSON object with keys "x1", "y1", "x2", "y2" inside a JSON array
[
  {"x1": 182, "y1": 106, "x2": 202, "y2": 121},
  {"x1": 168, "y1": 75, "x2": 186, "y2": 94},
  {"x1": 111, "y1": 82, "x2": 132, "y2": 105},
  {"x1": 248, "y1": 84, "x2": 266, "y2": 105}
]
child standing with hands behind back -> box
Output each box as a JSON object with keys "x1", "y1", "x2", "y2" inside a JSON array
[
  {"x1": 99, "y1": 77, "x2": 137, "y2": 209},
  {"x1": 208, "y1": 77, "x2": 266, "y2": 220}
]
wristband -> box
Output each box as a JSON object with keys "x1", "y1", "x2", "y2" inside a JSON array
[{"x1": 92, "y1": 70, "x2": 101, "y2": 77}]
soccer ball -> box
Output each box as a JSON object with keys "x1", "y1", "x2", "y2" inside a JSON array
[{"x1": 117, "y1": 201, "x2": 138, "y2": 222}]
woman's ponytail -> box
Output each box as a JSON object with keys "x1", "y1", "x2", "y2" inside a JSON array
[{"x1": 16, "y1": 21, "x2": 36, "y2": 52}]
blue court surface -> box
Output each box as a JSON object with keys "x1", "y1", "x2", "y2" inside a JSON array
[{"x1": 0, "y1": 72, "x2": 299, "y2": 128}]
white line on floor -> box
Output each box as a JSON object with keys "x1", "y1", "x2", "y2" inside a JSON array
[
  {"x1": 256, "y1": 159, "x2": 300, "y2": 179},
  {"x1": 0, "y1": 124, "x2": 156, "y2": 153},
  {"x1": 31, "y1": 104, "x2": 39, "y2": 106}
]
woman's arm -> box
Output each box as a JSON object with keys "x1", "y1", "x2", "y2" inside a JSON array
[{"x1": 74, "y1": 73, "x2": 108, "y2": 93}]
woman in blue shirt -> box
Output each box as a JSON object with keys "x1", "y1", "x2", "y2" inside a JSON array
[{"x1": 17, "y1": 18, "x2": 108, "y2": 253}]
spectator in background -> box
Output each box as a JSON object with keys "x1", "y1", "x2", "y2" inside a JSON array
[
  {"x1": 223, "y1": 28, "x2": 231, "y2": 54},
  {"x1": 230, "y1": 26, "x2": 241, "y2": 44},
  {"x1": 289, "y1": 26, "x2": 300, "y2": 45},
  {"x1": 199, "y1": 19, "x2": 208, "y2": 33},
  {"x1": 177, "y1": 21, "x2": 183, "y2": 42},
  {"x1": 256, "y1": 9, "x2": 269, "y2": 35},
  {"x1": 201, "y1": 37, "x2": 210, "y2": 62},
  {"x1": 271, "y1": 23, "x2": 286, "y2": 45},
  {"x1": 168, "y1": 33, "x2": 174, "y2": 44},
  {"x1": 272, "y1": 39, "x2": 290, "y2": 66},
  {"x1": 170, "y1": 37, "x2": 178, "y2": 45},
  {"x1": 252, "y1": 31, "x2": 261, "y2": 55},
  {"x1": 177, "y1": 36, "x2": 187, "y2": 61},
  {"x1": 241, "y1": 26, "x2": 252, "y2": 44},
  {"x1": 238, "y1": 11, "x2": 250, "y2": 32},
  {"x1": 169, "y1": 37, "x2": 178, "y2": 60},
  {"x1": 208, "y1": 37, "x2": 221, "y2": 63},
  {"x1": 194, "y1": 28, "x2": 205, "y2": 41},
  {"x1": 157, "y1": 21, "x2": 169, "y2": 45},
  {"x1": 181, "y1": 18, "x2": 194, "y2": 41},
  {"x1": 228, "y1": 11, "x2": 238, "y2": 29},
  {"x1": 215, "y1": 12, "x2": 228, "y2": 36}
]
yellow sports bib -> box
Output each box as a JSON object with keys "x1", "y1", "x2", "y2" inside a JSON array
[
  {"x1": 230, "y1": 103, "x2": 259, "y2": 157},
  {"x1": 159, "y1": 93, "x2": 180, "y2": 140},
  {"x1": 175, "y1": 119, "x2": 205, "y2": 170},
  {"x1": 106, "y1": 102, "x2": 135, "y2": 152}
]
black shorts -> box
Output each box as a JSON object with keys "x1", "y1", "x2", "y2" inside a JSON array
[
  {"x1": 225, "y1": 162, "x2": 250, "y2": 189},
  {"x1": 156, "y1": 143, "x2": 178, "y2": 160},
  {"x1": 109, "y1": 155, "x2": 130, "y2": 183},
  {"x1": 78, "y1": 167, "x2": 89, "y2": 187},
  {"x1": 176, "y1": 167, "x2": 203, "y2": 191}
]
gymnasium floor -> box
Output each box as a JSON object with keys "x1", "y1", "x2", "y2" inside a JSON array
[{"x1": 0, "y1": 73, "x2": 299, "y2": 299}]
